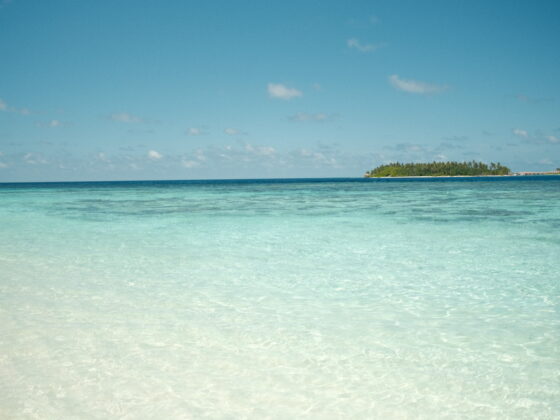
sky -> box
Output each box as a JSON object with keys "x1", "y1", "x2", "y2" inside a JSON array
[{"x1": 1, "y1": 0, "x2": 559, "y2": 181}]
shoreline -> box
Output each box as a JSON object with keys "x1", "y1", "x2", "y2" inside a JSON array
[{"x1": 365, "y1": 172, "x2": 560, "y2": 179}]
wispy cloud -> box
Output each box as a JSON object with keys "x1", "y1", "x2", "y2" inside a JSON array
[
  {"x1": 3, "y1": 143, "x2": 423, "y2": 179},
  {"x1": 512, "y1": 128, "x2": 560, "y2": 145},
  {"x1": 0, "y1": 98, "x2": 32, "y2": 115},
  {"x1": 385, "y1": 143, "x2": 426, "y2": 153},
  {"x1": 389, "y1": 75, "x2": 447, "y2": 94},
  {"x1": 37, "y1": 119, "x2": 65, "y2": 128},
  {"x1": 244, "y1": 143, "x2": 276, "y2": 156},
  {"x1": 513, "y1": 128, "x2": 529, "y2": 138},
  {"x1": 181, "y1": 159, "x2": 201, "y2": 168},
  {"x1": 23, "y1": 152, "x2": 48, "y2": 165},
  {"x1": 288, "y1": 112, "x2": 337, "y2": 122},
  {"x1": 182, "y1": 143, "x2": 278, "y2": 166},
  {"x1": 291, "y1": 148, "x2": 339, "y2": 167},
  {"x1": 224, "y1": 127, "x2": 246, "y2": 136},
  {"x1": 147, "y1": 150, "x2": 163, "y2": 159},
  {"x1": 436, "y1": 141, "x2": 465, "y2": 152},
  {"x1": 267, "y1": 83, "x2": 302, "y2": 100},
  {"x1": 110, "y1": 112, "x2": 145, "y2": 123},
  {"x1": 380, "y1": 142, "x2": 477, "y2": 163},
  {"x1": 187, "y1": 127, "x2": 206, "y2": 136},
  {"x1": 96, "y1": 152, "x2": 110, "y2": 162},
  {"x1": 347, "y1": 38, "x2": 383, "y2": 52},
  {"x1": 515, "y1": 94, "x2": 553, "y2": 104},
  {"x1": 442, "y1": 135, "x2": 468, "y2": 142}
]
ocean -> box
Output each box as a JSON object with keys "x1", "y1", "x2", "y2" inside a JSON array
[{"x1": 1, "y1": 177, "x2": 559, "y2": 418}]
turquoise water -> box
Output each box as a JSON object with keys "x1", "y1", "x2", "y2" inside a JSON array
[{"x1": 1, "y1": 177, "x2": 559, "y2": 419}]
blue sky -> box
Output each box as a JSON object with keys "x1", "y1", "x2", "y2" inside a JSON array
[{"x1": 1, "y1": 0, "x2": 559, "y2": 181}]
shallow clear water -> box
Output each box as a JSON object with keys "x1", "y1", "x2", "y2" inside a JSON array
[{"x1": 1, "y1": 177, "x2": 559, "y2": 419}]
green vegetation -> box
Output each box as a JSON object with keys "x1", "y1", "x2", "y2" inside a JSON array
[{"x1": 365, "y1": 161, "x2": 511, "y2": 177}]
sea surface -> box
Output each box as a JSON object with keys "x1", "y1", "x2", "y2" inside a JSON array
[{"x1": 1, "y1": 177, "x2": 559, "y2": 419}]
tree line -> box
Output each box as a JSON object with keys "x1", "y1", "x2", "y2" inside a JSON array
[{"x1": 365, "y1": 161, "x2": 511, "y2": 177}]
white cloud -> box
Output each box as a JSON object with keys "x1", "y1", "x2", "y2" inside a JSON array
[
  {"x1": 110, "y1": 112, "x2": 144, "y2": 123},
  {"x1": 0, "y1": 161, "x2": 7, "y2": 168},
  {"x1": 187, "y1": 127, "x2": 204, "y2": 136},
  {"x1": 267, "y1": 83, "x2": 302, "y2": 100},
  {"x1": 347, "y1": 38, "x2": 382, "y2": 52},
  {"x1": 512, "y1": 129, "x2": 560, "y2": 145},
  {"x1": 181, "y1": 159, "x2": 200, "y2": 168},
  {"x1": 224, "y1": 127, "x2": 245, "y2": 136},
  {"x1": 224, "y1": 128, "x2": 238, "y2": 135},
  {"x1": 194, "y1": 149, "x2": 206, "y2": 161},
  {"x1": 389, "y1": 74, "x2": 447, "y2": 94},
  {"x1": 0, "y1": 98, "x2": 32, "y2": 114},
  {"x1": 538, "y1": 158, "x2": 552, "y2": 165},
  {"x1": 23, "y1": 153, "x2": 48, "y2": 165},
  {"x1": 16, "y1": 143, "x2": 372, "y2": 177},
  {"x1": 147, "y1": 150, "x2": 163, "y2": 159},
  {"x1": 36, "y1": 119, "x2": 68, "y2": 128},
  {"x1": 379, "y1": 142, "x2": 474, "y2": 163},
  {"x1": 294, "y1": 148, "x2": 338, "y2": 167},
  {"x1": 244, "y1": 144, "x2": 276, "y2": 156},
  {"x1": 513, "y1": 128, "x2": 529, "y2": 138}
]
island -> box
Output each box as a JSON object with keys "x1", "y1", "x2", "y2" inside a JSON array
[{"x1": 364, "y1": 161, "x2": 511, "y2": 177}]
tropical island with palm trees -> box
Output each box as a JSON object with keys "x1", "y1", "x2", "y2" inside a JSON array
[{"x1": 364, "y1": 161, "x2": 511, "y2": 177}]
